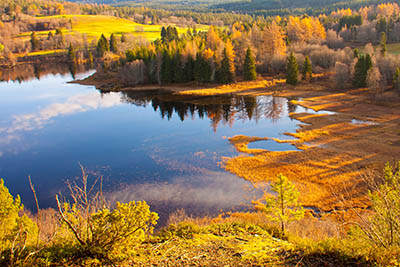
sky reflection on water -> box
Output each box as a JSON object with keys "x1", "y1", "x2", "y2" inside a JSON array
[{"x1": 0, "y1": 66, "x2": 310, "y2": 221}]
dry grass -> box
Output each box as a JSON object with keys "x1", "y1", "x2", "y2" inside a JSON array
[
  {"x1": 223, "y1": 81, "x2": 400, "y2": 212},
  {"x1": 178, "y1": 79, "x2": 286, "y2": 96}
]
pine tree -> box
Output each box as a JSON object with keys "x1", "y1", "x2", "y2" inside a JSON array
[
  {"x1": 67, "y1": 43, "x2": 76, "y2": 62},
  {"x1": 109, "y1": 33, "x2": 118, "y2": 53},
  {"x1": 96, "y1": 34, "x2": 109, "y2": 57},
  {"x1": 393, "y1": 67, "x2": 400, "y2": 89},
  {"x1": 161, "y1": 49, "x2": 173, "y2": 84},
  {"x1": 121, "y1": 33, "x2": 127, "y2": 43},
  {"x1": 302, "y1": 56, "x2": 312, "y2": 82},
  {"x1": 194, "y1": 52, "x2": 212, "y2": 83},
  {"x1": 173, "y1": 52, "x2": 184, "y2": 83},
  {"x1": 217, "y1": 42, "x2": 236, "y2": 84},
  {"x1": 47, "y1": 31, "x2": 54, "y2": 41},
  {"x1": 380, "y1": 32, "x2": 387, "y2": 56},
  {"x1": 253, "y1": 174, "x2": 304, "y2": 233},
  {"x1": 161, "y1": 26, "x2": 166, "y2": 40},
  {"x1": 243, "y1": 47, "x2": 257, "y2": 81},
  {"x1": 353, "y1": 48, "x2": 359, "y2": 58},
  {"x1": 286, "y1": 52, "x2": 299, "y2": 85},
  {"x1": 183, "y1": 55, "x2": 195, "y2": 82},
  {"x1": 353, "y1": 54, "x2": 372, "y2": 88},
  {"x1": 55, "y1": 28, "x2": 64, "y2": 48},
  {"x1": 30, "y1": 32, "x2": 39, "y2": 51}
]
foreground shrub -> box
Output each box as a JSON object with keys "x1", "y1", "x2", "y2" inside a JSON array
[
  {"x1": 56, "y1": 166, "x2": 158, "y2": 263},
  {"x1": 0, "y1": 179, "x2": 38, "y2": 266}
]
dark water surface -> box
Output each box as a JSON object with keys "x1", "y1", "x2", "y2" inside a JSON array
[{"x1": 0, "y1": 65, "x2": 312, "y2": 222}]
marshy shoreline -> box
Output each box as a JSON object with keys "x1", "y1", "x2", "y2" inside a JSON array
[{"x1": 77, "y1": 69, "x2": 400, "y2": 213}]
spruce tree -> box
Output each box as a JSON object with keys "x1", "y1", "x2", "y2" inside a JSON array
[
  {"x1": 67, "y1": 43, "x2": 76, "y2": 62},
  {"x1": 217, "y1": 44, "x2": 236, "y2": 84},
  {"x1": 109, "y1": 33, "x2": 117, "y2": 53},
  {"x1": 183, "y1": 55, "x2": 195, "y2": 82},
  {"x1": 353, "y1": 54, "x2": 372, "y2": 88},
  {"x1": 55, "y1": 28, "x2": 64, "y2": 48},
  {"x1": 393, "y1": 67, "x2": 400, "y2": 89},
  {"x1": 353, "y1": 48, "x2": 359, "y2": 58},
  {"x1": 253, "y1": 174, "x2": 304, "y2": 233},
  {"x1": 286, "y1": 52, "x2": 299, "y2": 85},
  {"x1": 173, "y1": 52, "x2": 184, "y2": 83},
  {"x1": 302, "y1": 56, "x2": 312, "y2": 82},
  {"x1": 161, "y1": 49, "x2": 173, "y2": 84},
  {"x1": 161, "y1": 26, "x2": 166, "y2": 40},
  {"x1": 243, "y1": 47, "x2": 257, "y2": 81},
  {"x1": 96, "y1": 34, "x2": 109, "y2": 57},
  {"x1": 47, "y1": 31, "x2": 54, "y2": 41},
  {"x1": 30, "y1": 32, "x2": 39, "y2": 51},
  {"x1": 380, "y1": 32, "x2": 387, "y2": 56},
  {"x1": 120, "y1": 33, "x2": 127, "y2": 43},
  {"x1": 194, "y1": 52, "x2": 212, "y2": 83}
]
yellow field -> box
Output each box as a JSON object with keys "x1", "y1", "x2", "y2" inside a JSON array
[{"x1": 18, "y1": 15, "x2": 209, "y2": 42}]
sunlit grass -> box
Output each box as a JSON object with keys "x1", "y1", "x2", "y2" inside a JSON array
[
  {"x1": 18, "y1": 15, "x2": 209, "y2": 42},
  {"x1": 178, "y1": 79, "x2": 286, "y2": 96}
]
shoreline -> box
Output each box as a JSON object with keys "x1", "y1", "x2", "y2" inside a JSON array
[{"x1": 76, "y1": 69, "x2": 400, "y2": 212}]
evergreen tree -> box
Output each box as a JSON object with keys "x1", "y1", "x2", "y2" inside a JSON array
[
  {"x1": 380, "y1": 32, "x2": 387, "y2": 56},
  {"x1": 109, "y1": 33, "x2": 118, "y2": 53},
  {"x1": 302, "y1": 56, "x2": 312, "y2": 82},
  {"x1": 393, "y1": 67, "x2": 400, "y2": 90},
  {"x1": 47, "y1": 31, "x2": 54, "y2": 41},
  {"x1": 30, "y1": 32, "x2": 39, "y2": 51},
  {"x1": 96, "y1": 34, "x2": 109, "y2": 57},
  {"x1": 286, "y1": 52, "x2": 299, "y2": 85},
  {"x1": 67, "y1": 43, "x2": 76, "y2": 62},
  {"x1": 217, "y1": 42, "x2": 236, "y2": 84},
  {"x1": 173, "y1": 52, "x2": 184, "y2": 83},
  {"x1": 253, "y1": 174, "x2": 304, "y2": 233},
  {"x1": 120, "y1": 33, "x2": 127, "y2": 43},
  {"x1": 194, "y1": 52, "x2": 212, "y2": 83},
  {"x1": 353, "y1": 48, "x2": 359, "y2": 58},
  {"x1": 55, "y1": 28, "x2": 64, "y2": 48},
  {"x1": 243, "y1": 47, "x2": 257, "y2": 81},
  {"x1": 353, "y1": 54, "x2": 372, "y2": 88},
  {"x1": 161, "y1": 26, "x2": 166, "y2": 40},
  {"x1": 183, "y1": 55, "x2": 195, "y2": 82},
  {"x1": 88, "y1": 51, "x2": 94, "y2": 64},
  {"x1": 161, "y1": 49, "x2": 173, "y2": 84}
]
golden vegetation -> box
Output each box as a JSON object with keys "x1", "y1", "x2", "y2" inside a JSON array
[
  {"x1": 178, "y1": 79, "x2": 285, "y2": 96},
  {"x1": 223, "y1": 81, "x2": 400, "y2": 213}
]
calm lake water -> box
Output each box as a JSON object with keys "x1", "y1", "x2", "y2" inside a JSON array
[{"x1": 0, "y1": 64, "x2": 314, "y2": 222}]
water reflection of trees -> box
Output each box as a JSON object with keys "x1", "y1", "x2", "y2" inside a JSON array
[
  {"x1": 121, "y1": 91, "x2": 293, "y2": 132},
  {"x1": 0, "y1": 63, "x2": 91, "y2": 82}
]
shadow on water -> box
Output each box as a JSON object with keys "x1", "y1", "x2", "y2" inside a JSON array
[
  {"x1": 0, "y1": 67, "x2": 308, "y2": 224},
  {"x1": 0, "y1": 62, "x2": 93, "y2": 83},
  {"x1": 119, "y1": 90, "x2": 300, "y2": 132}
]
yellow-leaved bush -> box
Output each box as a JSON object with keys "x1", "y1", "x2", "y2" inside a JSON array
[
  {"x1": 0, "y1": 179, "x2": 38, "y2": 264},
  {"x1": 60, "y1": 200, "x2": 158, "y2": 262}
]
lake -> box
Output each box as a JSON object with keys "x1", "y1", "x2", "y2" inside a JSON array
[{"x1": 0, "y1": 64, "x2": 313, "y2": 223}]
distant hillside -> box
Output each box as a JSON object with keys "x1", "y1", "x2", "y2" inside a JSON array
[
  {"x1": 63, "y1": 0, "x2": 400, "y2": 16},
  {"x1": 212, "y1": 0, "x2": 400, "y2": 16}
]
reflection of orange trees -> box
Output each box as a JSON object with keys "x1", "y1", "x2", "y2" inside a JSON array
[
  {"x1": 123, "y1": 92, "x2": 289, "y2": 132},
  {"x1": 0, "y1": 62, "x2": 90, "y2": 82}
]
